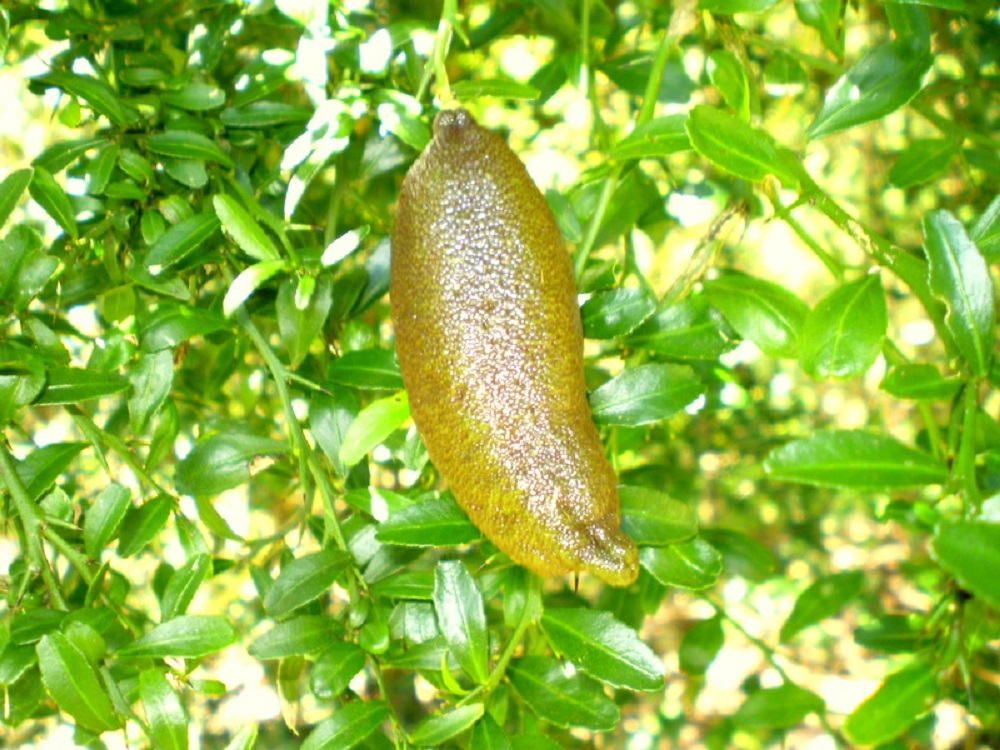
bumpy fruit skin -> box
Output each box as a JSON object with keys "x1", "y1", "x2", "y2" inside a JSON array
[{"x1": 390, "y1": 109, "x2": 639, "y2": 587}]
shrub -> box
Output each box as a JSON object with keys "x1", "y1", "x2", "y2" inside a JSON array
[{"x1": 0, "y1": 0, "x2": 997, "y2": 747}]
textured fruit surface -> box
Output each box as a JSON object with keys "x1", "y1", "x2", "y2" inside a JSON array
[{"x1": 390, "y1": 109, "x2": 638, "y2": 587}]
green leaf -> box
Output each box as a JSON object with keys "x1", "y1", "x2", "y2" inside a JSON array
[
  {"x1": 278, "y1": 274, "x2": 333, "y2": 368},
  {"x1": 118, "y1": 149, "x2": 156, "y2": 184},
  {"x1": 311, "y1": 641, "x2": 367, "y2": 699},
  {"x1": 452, "y1": 78, "x2": 539, "y2": 100},
  {"x1": 28, "y1": 166, "x2": 78, "y2": 239},
  {"x1": 932, "y1": 520, "x2": 1000, "y2": 610},
  {"x1": 160, "y1": 553, "x2": 212, "y2": 621},
  {"x1": 338, "y1": 391, "x2": 409, "y2": 467},
  {"x1": 410, "y1": 704, "x2": 485, "y2": 747},
  {"x1": 146, "y1": 212, "x2": 221, "y2": 274},
  {"x1": 699, "y1": 0, "x2": 781, "y2": 11},
  {"x1": 701, "y1": 529, "x2": 776, "y2": 581},
  {"x1": 687, "y1": 105, "x2": 804, "y2": 187},
  {"x1": 639, "y1": 538, "x2": 723, "y2": 589},
  {"x1": 162, "y1": 82, "x2": 226, "y2": 111},
  {"x1": 508, "y1": 656, "x2": 619, "y2": 731},
  {"x1": 807, "y1": 40, "x2": 932, "y2": 139},
  {"x1": 764, "y1": 52, "x2": 808, "y2": 90},
  {"x1": 163, "y1": 157, "x2": 209, "y2": 189},
  {"x1": 147, "y1": 131, "x2": 234, "y2": 168},
  {"x1": 0, "y1": 225, "x2": 57, "y2": 312},
  {"x1": 734, "y1": 683, "x2": 825, "y2": 730},
  {"x1": 11, "y1": 610, "x2": 67, "y2": 644},
  {"x1": 326, "y1": 348, "x2": 404, "y2": 390},
  {"x1": 971, "y1": 194, "x2": 1000, "y2": 260},
  {"x1": 249, "y1": 616, "x2": 344, "y2": 660},
  {"x1": 84, "y1": 483, "x2": 132, "y2": 558},
  {"x1": 128, "y1": 349, "x2": 174, "y2": 434},
  {"x1": 889, "y1": 139, "x2": 959, "y2": 188},
  {"x1": 471, "y1": 715, "x2": 513, "y2": 750},
  {"x1": 879, "y1": 363, "x2": 962, "y2": 401},
  {"x1": 118, "y1": 495, "x2": 174, "y2": 557},
  {"x1": 34, "y1": 366, "x2": 129, "y2": 405},
  {"x1": 221, "y1": 725, "x2": 258, "y2": 750},
  {"x1": 371, "y1": 570, "x2": 435, "y2": 600},
  {"x1": 175, "y1": 433, "x2": 288, "y2": 496},
  {"x1": 0, "y1": 357, "x2": 46, "y2": 422},
  {"x1": 433, "y1": 560, "x2": 489, "y2": 685},
  {"x1": 541, "y1": 609, "x2": 664, "y2": 691},
  {"x1": 619, "y1": 485, "x2": 698, "y2": 546},
  {"x1": 764, "y1": 429, "x2": 949, "y2": 489},
  {"x1": 624, "y1": 296, "x2": 737, "y2": 360},
  {"x1": 37, "y1": 633, "x2": 121, "y2": 733},
  {"x1": 264, "y1": 549, "x2": 350, "y2": 617},
  {"x1": 795, "y1": 0, "x2": 843, "y2": 56},
  {"x1": 842, "y1": 663, "x2": 936, "y2": 746},
  {"x1": 885, "y1": 2, "x2": 931, "y2": 52},
  {"x1": 140, "y1": 303, "x2": 229, "y2": 351},
  {"x1": 213, "y1": 194, "x2": 281, "y2": 262},
  {"x1": 221, "y1": 102, "x2": 314, "y2": 128},
  {"x1": 510, "y1": 736, "x2": 563, "y2": 750},
  {"x1": 120, "y1": 66, "x2": 168, "y2": 87},
  {"x1": 853, "y1": 615, "x2": 925, "y2": 654},
  {"x1": 310, "y1": 388, "x2": 359, "y2": 478},
  {"x1": 0, "y1": 168, "x2": 34, "y2": 229},
  {"x1": 707, "y1": 50, "x2": 749, "y2": 120},
  {"x1": 780, "y1": 571, "x2": 865, "y2": 642},
  {"x1": 924, "y1": 210, "x2": 995, "y2": 376},
  {"x1": 383, "y1": 637, "x2": 461, "y2": 672},
  {"x1": 0, "y1": 644, "x2": 37, "y2": 687},
  {"x1": 33, "y1": 70, "x2": 138, "y2": 126},
  {"x1": 702, "y1": 272, "x2": 810, "y2": 357},
  {"x1": 798, "y1": 274, "x2": 887, "y2": 379},
  {"x1": 223, "y1": 259, "x2": 288, "y2": 317},
  {"x1": 119, "y1": 616, "x2": 238, "y2": 659},
  {"x1": 377, "y1": 497, "x2": 480, "y2": 546},
  {"x1": 609, "y1": 115, "x2": 690, "y2": 161},
  {"x1": 301, "y1": 701, "x2": 390, "y2": 750},
  {"x1": 580, "y1": 287, "x2": 657, "y2": 339},
  {"x1": 679, "y1": 615, "x2": 724, "y2": 675},
  {"x1": 139, "y1": 669, "x2": 189, "y2": 750},
  {"x1": 15, "y1": 442, "x2": 87, "y2": 501},
  {"x1": 890, "y1": 0, "x2": 974, "y2": 9},
  {"x1": 590, "y1": 363, "x2": 705, "y2": 426}
]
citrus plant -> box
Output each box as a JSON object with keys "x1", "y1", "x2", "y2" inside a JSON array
[{"x1": 0, "y1": 0, "x2": 998, "y2": 748}]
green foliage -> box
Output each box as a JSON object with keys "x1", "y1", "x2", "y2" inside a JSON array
[{"x1": 0, "y1": 0, "x2": 997, "y2": 747}]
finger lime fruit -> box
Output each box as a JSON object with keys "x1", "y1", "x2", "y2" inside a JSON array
[{"x1": 390, "y1": 109, "x2": 638, "y2": 586}]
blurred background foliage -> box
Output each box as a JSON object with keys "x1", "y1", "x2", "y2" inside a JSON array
[{"x1": 0, "y1": 0, "x2": 998, "y2": 748}]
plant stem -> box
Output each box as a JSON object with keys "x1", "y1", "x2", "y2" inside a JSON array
[
  {"x1": 419, "y1": 0, "x2": 457, "y2": 105},
  {"x1": 764, "y1": 181, "x2": 844, "y2": 282},
  {"x1": 237, "y1": 308, "x2": 348, "y2": 554},
  {"x1": 637, "y1": 1, "x2": 694, "y2": 129},
  {"x1": 0, "y1": 442, "x2": 67, "y2": 609},
  {"x1": 459, "y1": 574, "x2": 541, "y2": 706},
  {"x1": 705, "y1": 592, "x2": 847, "y2": 745},
  {"x1": 573, "y1": 173, "x2": 616, "y2": 281},
  {"x1": 802, "y1": 175, "x2": 954, "y2": 355},
  {"x1": 957, "y1": 382, "x2": 981, "y2": 513}
]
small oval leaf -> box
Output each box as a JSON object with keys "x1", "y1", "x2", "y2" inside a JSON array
[
  {"x1": 264, "y1": 550, "x2": 351, "y2": 617},
  {"x1": 541, "y1": 609, "x2": 665, "y2": 691},
  {"x1": 764, "y1": 429, "x2": 948, "y2": 490},
  {"x1": 799, "y1": 275, "x2": 887, "y2": 379},
  {"x1": 590, "y1": 363, "x2": 705, "y2": 426},
  {"x1": 119, "y1": 616, "x2": 237, "y2": 659}
]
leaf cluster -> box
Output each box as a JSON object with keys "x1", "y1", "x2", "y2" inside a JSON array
[{"x1": 0, "y1": 0, "x2": 998, "y2": 748}]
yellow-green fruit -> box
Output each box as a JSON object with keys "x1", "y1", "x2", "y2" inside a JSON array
[{"x1": 390, "y1": 109, "x2": 639, "y2": 587}]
